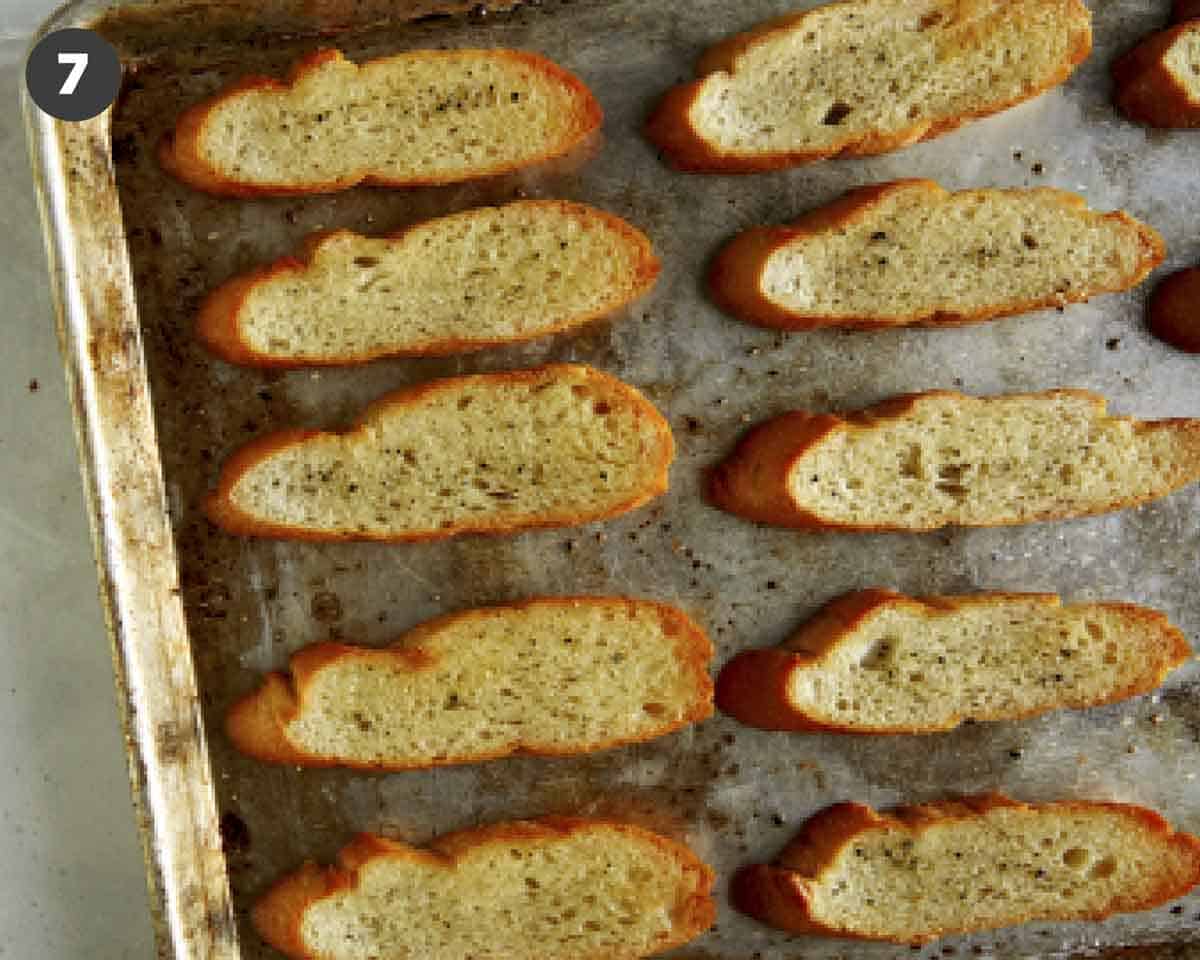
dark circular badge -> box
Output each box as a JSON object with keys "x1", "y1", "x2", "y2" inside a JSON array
[{"x1": 25, "y1": 28, "x2": 121, "y2": 122}]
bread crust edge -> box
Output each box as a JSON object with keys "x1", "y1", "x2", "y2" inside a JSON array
[
  {"x1": 252, "y1": 818, "x2": 716, "y2": 960},
  {"x1": 732, "y1": 794, "x2": 1200, "y2": 943},
  {"x1": 203, "y1": 363, "x2": 675, "y2": 541},
  {"x1": 162, "y1": 48, "x2": 604, "y2": 196},
  {"x1": 715, "y1": 590, "x2": 1190, "y2": 733},
  {"x1": 644, "y1": 1, "x2": 1093, "y2": 172},
  {"x1": 707, "y1": 389, "x2": 1200, "y2": 532},
  {"x1": 1149, "y1": 266, "x2": 1200, "y2": 353},
  {"x1": 196, "y1": 201, "x2": 660, "y2": 366},
  {"x1": 1113, "y1": 23, "x2": 1200, "y2": 129},
  {"x1": 226, "y1": 595, "x2": 715, "y2": 768},
  {"x1": 706, "y1": 180, "x2": 1166, "y2": 330}
]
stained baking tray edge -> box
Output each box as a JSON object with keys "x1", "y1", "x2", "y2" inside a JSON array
[{"x1": 24, "y1": 3, "x2": 236, "y2": 956}]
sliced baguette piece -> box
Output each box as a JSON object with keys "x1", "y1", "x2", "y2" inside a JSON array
[
  {"x1": 1149, "y1": 265, "x2": 1200, "y2": 353},
  {"x1": 708, "y1": 180, "x2": 1165, "y2": 330},
  {"x1": 645, "y1": 0, "x2": 1092, "y2": 172},
  {"x1": 160, "y1": 48, "x2": 602, "y2": 196},
  {"x1": 204, "y1": 364, "x2": 673, "y2": 541},
  {"x1": 733, "y1": 793, "x2": 1200, "y2": 943},
  {"x1": 198, "y1": 201, "x2": 659, "y2": 366},
  {"x1": 1114, "y1": 21, "x2": 1200, "y2": 128},
  {"x1": 709, "y1": 389, "x2": 1200, "y2": 532},
  {"x1": 716, "y1": 590, "x2": 1190, "y2": 734},
  {"x1": 254, "y1": 818, "x2": 716, "y2": 960},
  {"x1": 227, "y1": 597, "x2": 714, "y2": 769}
]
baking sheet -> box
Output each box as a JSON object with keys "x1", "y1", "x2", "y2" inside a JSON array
[{"x1": 32, "y1": 0, "x2": 1200, "y2": 956}]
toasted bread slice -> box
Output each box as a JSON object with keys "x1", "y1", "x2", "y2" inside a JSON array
[
  {"x1": 1149, "y1": 266, "x2": 1200, "y2": 353},
  {"x1": 198, "y1": 201, "x2": 659, "y2": 366},
  {"x1": 227, "y1": 597, "x2": 714, "y2": 769},
  {"x1": 708, "y1": 180, "x2": 1164, "y2": 330},
  {"x1": 1114, "y1": 22, "x2": 1200, "y2": 128},
  {"x1": 733, "y1": 794, "x2": 1200, "y2": 943},
  {"x1": 709, "y1": 389, "x2": 1200, "y2": 532},
  {"x1": 716, "y1": 590, "x2": 1189, "y2": 734},
  {"x1": 160, "y1": 48, "x2": 601, "y2": 196},
  {"x1": 204, "y1": 364, "x2": 673, "y2": 541},
  {"x1": 254, "y1": 818, "x2": 716, "y2": 960},
  {"x1": 645, "y1": 0, "x2": 1092, "y2": 172}
]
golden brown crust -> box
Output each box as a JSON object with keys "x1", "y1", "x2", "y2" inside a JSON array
[
  {"x1": 196, "y1": 202, "x2": 660, "y2": 367},
  {"x1": 708, "y1": 388, "x2": 1200, "y2": 532},
  {"x1": 1113, "y1": 23, "x2": 1200, "y2": 128},
  {"x1": 715, "y1": 590, "x2": 1190, "y2": 733},
  {"x1": 253, "y1": 857, "x2": 343, "y2": 959},
  {"x1": 1149, "y1": 265, "x2": 1200, "y2": 353},
  {"x1": 716, "y1": 589, "x2": 919, "y2": 732},
  {"x1": 194, "y1": 257, "x2": 276, "y2": 366},
  {"x1": 225, "y1": 673, "x2": 311, "y2": 765},
  {"x1": 226, "y1": 596, "x2": 715, "y2": 768},
  {"x1": 253, "y1": 818, "x2": 716, "y2": 960},
  {"x1": 777, "y1": 588, "x2": 914, "y2": 655},
  {"x1": 707, "y1": 180, "x2": 1166, "y2": 329},
  {"x1": 162, "y1": 50, "x2": 340, "y2": 196},
  {"x1": 203, "y1": 363, "x2": 674, "y2": 541},
  {"x1": 707, "y1": 410, "x2": 843, "y2": 529},
  {"x1": 162, "y1": 48, "x2": 603, "y2": 197},
  {"x1": 715, "y1": 649, "x2": 806, "y2": 731},
  {"x1": 645, "y1": 1, "x2": 1092, "y2": 172},
  {"x1": 733, "y1": 794, "x2": 1200, "y2": 943}
]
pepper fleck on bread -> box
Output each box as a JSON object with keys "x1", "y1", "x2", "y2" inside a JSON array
[
  {"x1": 734, "y1": 794, "x2": 1200, "y2": 943},
  {"x1": 197, "y1": 202, "x2": 659, "y2": 366},
  {"x1": 708, "y1": 180, "x2": 1163, "y2": 330},
  {"x1": 228, "y1": 597, "x2": 714, "y2": 768},
  {"x1": 205, "y1": 364, "x2": 674, "y2": 541},
  {"x1": 161, "y1": 48, "x2": 602, "y2": 195},
  {"x1": 710, "y1": 389, "x2": 1200, "y2": 532},
  {"x1": 717, "y1": 590, "x2": 1189, "y2": 734},
  {"x1": 646, "y1": 0, "x2": 1092, "y2": 171},
  {"x1": 254, "y1": 818, "x2": 716, "y2": 960}
]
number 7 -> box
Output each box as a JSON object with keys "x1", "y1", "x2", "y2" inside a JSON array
[{"x1": 58, "y1": 52, "x2": 88, "y2": 95}]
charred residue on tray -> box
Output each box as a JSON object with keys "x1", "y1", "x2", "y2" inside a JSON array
[
  {"x1": 309, "y1": 590, "x2": 343, "y2": 624},
  {"x1": 1152, "y1": 681, "x2": 1200, "y2": 747},
  {"x1": 219, "y1": 810, "x2": 252, "y2": 855}
]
